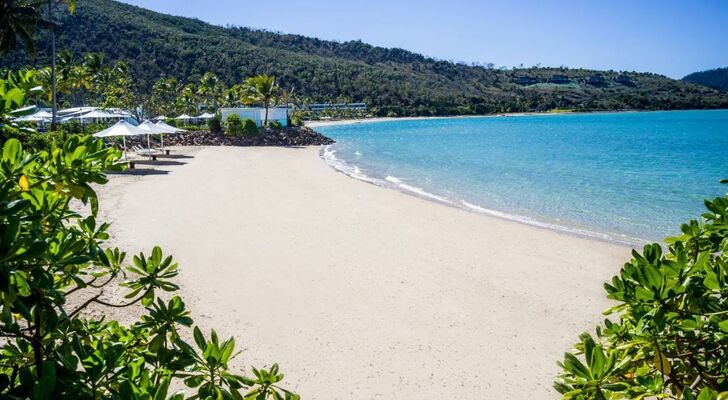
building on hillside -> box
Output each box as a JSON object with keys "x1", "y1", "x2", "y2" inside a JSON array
[
  {"x1": 585, "y1": 75, "x2": 607, "y2": 86},
  {"x1": 307, "y1": 103, "x2": 367, "y2": 113},
  {"x1": 220, "y1": 107, "x2": 289, "y2": 127},
  {"x1": 514, "y1": 76, "x2": 538, "y2": 85},
  {"x1": 548, "y1": 74, "x2": 570, "y2": 84},
  {"x1": 614, "y1": 74, "x2": 634, "y2": 85}
]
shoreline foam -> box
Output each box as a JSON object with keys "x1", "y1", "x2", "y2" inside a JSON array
[{"x1": 321, "y1": 145, "x2": 641, "y2": 246}]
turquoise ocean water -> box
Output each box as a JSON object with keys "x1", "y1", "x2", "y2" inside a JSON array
[{"x1": 317, "y1": 110, "x2": 728, "y2": 244}]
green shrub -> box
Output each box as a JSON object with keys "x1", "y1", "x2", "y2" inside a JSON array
[
  {"x1": 555, "y1": 180, "x2": 728, "y2": 400},
  {"x1": 0, "y1": 137, "x2": 298, "y2": 399},
  {"x1": 268, "y1": 120, "x2": 282, "y2": 129},
  {"x1": 207, "y1": 114, "x2": 222, "y2": 133},
  {"x1": 0, "y1": 70, "x2": 298, "y2": 400},
  {"x1": 225, "y1": 114, "x2": 244, "y2": 136},
  {"x1": 290, "y1": 111, "x2": 305, "y2": 127},
  {"x1": 386, "y1": 110, "x2": 398, "y2": 118},
  {"x1": 13, "y1": 130, "x2": 66, "y2": 151},
  {"x1": 243, "y1": 118, "x2": 259, "y2": 137}
]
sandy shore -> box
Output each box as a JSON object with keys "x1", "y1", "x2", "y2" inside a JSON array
[
  {"x1": 96, "y1": 146, "x2": 629, "y2": 399},
  {"x1": 306, "y1": 115, "x2": 502, "y2": 128},
  {"x1": 305, "y1": 111, "x2": 578, "y2": 128}
]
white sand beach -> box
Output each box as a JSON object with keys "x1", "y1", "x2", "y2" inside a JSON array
[{"x1": 97, "y1": 146, "x2": 630, "y2": 399}]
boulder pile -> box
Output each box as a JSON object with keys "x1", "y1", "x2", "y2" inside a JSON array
[{"x1": 125, "y1": 126, "x2": 334, "y2": 147}]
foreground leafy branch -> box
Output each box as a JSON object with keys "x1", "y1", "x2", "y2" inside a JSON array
[
  {"x1": 555, "y1": 183, "x2": 728, "y2": 399},
  {"x1": 0, "y1": 134, "x2": 299, "y2": 399}
]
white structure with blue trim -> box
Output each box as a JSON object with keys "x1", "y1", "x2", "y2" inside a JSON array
[{"x1": 220, "y1": 107, "x2": 289, "y2": 127}]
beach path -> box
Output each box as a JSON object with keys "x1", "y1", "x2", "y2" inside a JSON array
[{"x1": 98, "y1": 146, "x2": 629, "y2": 399}]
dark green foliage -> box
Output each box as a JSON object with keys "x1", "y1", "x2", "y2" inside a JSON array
[
  {"x1": 555, "y1": 183, "x2": 728, "y2": 399},
  {"x1": 12, "y1": 130, "x2": 66, "y2": 151},
  {"x1": 60, "y1": 120, "x2": 109, "y2": 135},
  {"x1": 207, "y1": 114, "x2": 222, "y2": 133},
  {"x1": 0, "y1": 69, "x2": 298, "y2": 400},
  {"x1": 268, "y1": 120, "x2": 282, "y2": 130},
  {"x1": 289, "y1": 112, "x2": 304, "y2": 127},
  {"x1": 0, "y1": 0, "x2": 47, "y2": 55},
  {"x1": 2, "y1": 0, "x2": 727, "y2": 117},
  {"x1": 243, "y1": 118, "x2": 259, "y2": 137},
  {"x1": 224, "y1": 114, "x2": 243, "y2": 137},
  {"x1": 683, "y1": 67, "x2": 728, "y2": 92}
]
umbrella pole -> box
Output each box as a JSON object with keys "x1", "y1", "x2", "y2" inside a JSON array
[
  {"x1": 147, "y1": 134, "x2": 152, "y2": 159},
  {"x1": 161, "y1": 134, "x2": 164, "y2": 150},
  {"x1": 122, "y1": 136, "x2": 127, "y2": 161}
]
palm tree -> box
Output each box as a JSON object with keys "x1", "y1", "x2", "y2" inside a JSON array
[
  {"x1": 0, "y1": 0, "x2": 46, "y2": 55},
  {"x1": 46, "y1": 0, "x2": 76, "y2": 129},
  {"x1": 82, "y1": 52, "x2": 105, "y2": 102},
  {"x1": 152, "y1": 76, "x2": 180, "y2": 115},
  {"x1": 36, "y1": 66, "x2": 53, "y2": 102},
  {"x1": 176, "y1": 84, "x2": 197, "y2": 115},
  {"x1": 197, "y1": 72, "x2": 224, "y2": 112},
  {"x1": 243, "y1": 75, "x2": 279, "y2": 126},
  {"x1": 68, "y1": 64, "x2": 91, "y2": 105},
  {"x1": 222, "y1": 87, "x2": 238, "y2": 107},
  {"x1": 0, "y1": 0, "x2": 74, "y2": 128},
  {"x1": 53, "y1": 49, "x2": 74, "y2": 100}
]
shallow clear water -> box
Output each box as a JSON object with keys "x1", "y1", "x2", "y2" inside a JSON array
[{"x1": 317, "y1": 110, "x2": 728, "y2": 244}]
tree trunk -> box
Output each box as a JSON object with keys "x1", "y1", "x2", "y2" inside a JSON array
[
  {"x1": 48, "y1": 0, "x2": 57, "y2": 130},
  {"x1": 264, "y1": 98, "x2": 269, "y2": 126}
]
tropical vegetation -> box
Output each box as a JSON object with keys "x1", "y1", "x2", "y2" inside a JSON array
[
  {"x1": 3, "y1": 0, "x2": 728, "y2": 117},
  {"x1": 683, "y1": 67, "x2": 728, "y2": 92},
  {"x1": 0, "y1": 44, "x2": 299, "y2": 400},
  {"x1": 555, "y1": 182, "x2": 728, "y2": 399},
  {"x1": 2, "y1": 48, "x2": 290, "y2": 128}
]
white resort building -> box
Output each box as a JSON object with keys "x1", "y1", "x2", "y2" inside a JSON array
[{"x1": 220, "y1": 107, "x2": 289, "y2": 127}]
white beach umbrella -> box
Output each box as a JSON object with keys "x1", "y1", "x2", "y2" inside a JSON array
[
  {"x1": 154, "y1": 115, "x2": 168, "y2": 121},
  {"x1": 137, "y1": 121, "x2": 161, "y2": 152},
  {"x1": 175, "y1": 114, "x2": 192, "y2": 121},
  {"x1": 33, "y1": 110, "x2": 53, "y2": 118},
  {"x1": 155, "y1": 121, "x2": 187, "y2": 149},
  {"x1": 15, "y1": 114, "x2": 49, "y2": 122},
  {"x1": 196, "y1": 112, "x2": 215, "y2": 120},
  {"x1": 155, "y1": 121, "x2": 186, "y2": 133},
  {"x1": 76, "y1": 110, "x2": 122, "y2": 120},
  {"x1": 14, "y1": 110, "x2": 53, "y2": 122},
  {"x1": 92, "y1": 121, "x2": 147, "y2": 160},
  {"x1": 137, "y1": 120, "x2": 175, "y2": 152},
  {"x1": 138, "y1": 120, "x2": 169, "y2": 134}
]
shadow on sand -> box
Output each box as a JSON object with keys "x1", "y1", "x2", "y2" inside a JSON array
[
  {"x1": 132, "y1": 159, "x2": 188, "y2": 167},
  {"x1": 109, "y1": 168, "x2": 171, "y2": 176},
  {"x1": 158, "y1": 154, "x2": 195, "y2": 160}
]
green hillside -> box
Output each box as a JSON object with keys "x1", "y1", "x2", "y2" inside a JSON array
[
  {"x1": 3, "y1": 0, "x2": 728, "y2": 116},
  {"x1": 683, "y1": 67, "x2": 728, "y2": 92}
]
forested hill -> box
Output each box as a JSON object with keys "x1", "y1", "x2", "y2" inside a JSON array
[
  {"x1": 683, "y1": 68, "x2": 728, "y2": 92},
  {"x1": 4, "y1": 0, "x2": 728, "y2": 116}
]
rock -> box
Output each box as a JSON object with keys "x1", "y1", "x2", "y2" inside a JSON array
[{"x1": 122, "y1": 126, "x2": 334, "y2": 148}]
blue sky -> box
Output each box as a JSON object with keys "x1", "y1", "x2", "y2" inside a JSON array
[{"x1": 120, "y1": 0, "x2": 728, "y2": 78}]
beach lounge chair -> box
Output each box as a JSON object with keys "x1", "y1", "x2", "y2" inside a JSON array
[{"x1": 134, "y1": 146, "x2": 163, "y2": 160}]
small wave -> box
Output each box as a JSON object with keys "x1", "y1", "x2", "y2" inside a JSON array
[
  {"x1": 398, "y1": 183, "x2": 452, "y2": 204},
  {"x1": 322, "y1": 146, "x2": 451, "y2": 203},
  {"x1": 321, "y1": 146, "x2": 377, "y2": 183},
  {"x1": 460, "y1": 201, "x2": 638, "y2": 245},
  {"x1": 322, "y1": 146, "x2": 640, "y2": 246}
]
